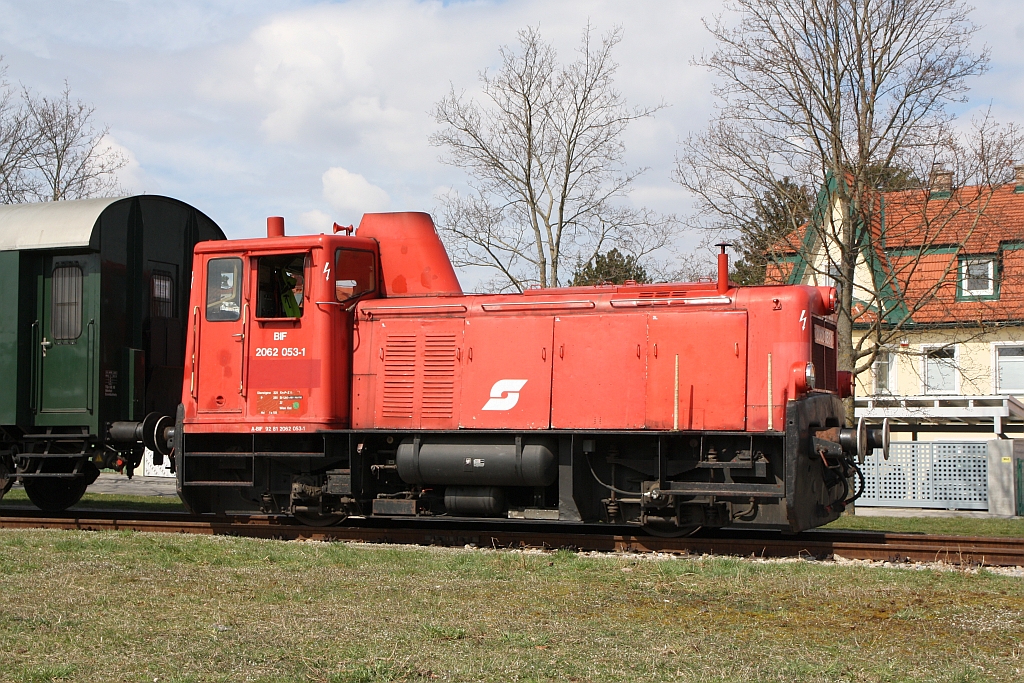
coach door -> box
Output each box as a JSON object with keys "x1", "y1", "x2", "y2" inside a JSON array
[
  {"x1": 35, "y1": 254, "x2": 98, "y2": 420},
  {"x1": 195, "y1": 256, "x2": 246, "y2": 414}
]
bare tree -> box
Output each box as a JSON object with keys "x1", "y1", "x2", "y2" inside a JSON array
[
  {"x1": 0, "y1": 63, "x2": 36, "y2": 203},
  {"x1": 25, "y1": 82, "x2": 126, "y2": 201},
  {"x1": 675, "y1": 0, "x2": 1021, "y2": 394},
  {"x1": 432, "y1": 25, "x2": 674, "y2": 292}
]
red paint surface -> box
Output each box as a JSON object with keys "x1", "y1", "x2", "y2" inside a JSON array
[
  {"x1": 356, "y1": 212, "x2": 462, "y2": 297},
  {"x1": 646, "y1": 311, "x2": 747, "y2": 430},
  {"x1": 551, "y1": 314, "x2": 647, "y2": 429},
  {"x1": 184, "y1": 232, "x2": 381, "y2": 432},
  {"x1": 459, "y1": 315, "x2": 554, "y2": 429},
  {"x1": 185, "y1": 212, "x2": 839, "y2": 436}
]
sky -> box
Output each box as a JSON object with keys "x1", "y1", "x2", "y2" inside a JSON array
[{"x1": 1, "y1": 0, "x2": 1023, "y2": 287}]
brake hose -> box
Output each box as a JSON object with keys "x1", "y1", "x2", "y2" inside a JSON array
[
  {"x1": 847, "y1": 460, "x2": 866, "y2": 503},
  {"x1": 585, "y1": 452, "x2": 643, "y2": 496}
]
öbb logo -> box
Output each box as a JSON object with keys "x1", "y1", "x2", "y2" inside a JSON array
[{"x1": 482, "y1": 379, "x2": 528, "y2": 411}]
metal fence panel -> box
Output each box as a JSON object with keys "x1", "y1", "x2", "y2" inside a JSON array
[{"x1": 858, "y1": 441, "x2": 988, "y2": 510}]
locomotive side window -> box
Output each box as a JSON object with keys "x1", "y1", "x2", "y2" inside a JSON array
[
  {"x1": 152, "y1": 271, "x2": 174, "y2": 318},
  {"x1": 51, "y1": 263, "x2": 83, "y2": 341},
  {"x1": 256, "y1": 253, "x2": 306, "y2": 319},
  {"x1": 335, "y1": 249, "x2": 376, "y2": 302},
  {"x1": 206, "y1": 258, "x2": 242, "y2": 321}
]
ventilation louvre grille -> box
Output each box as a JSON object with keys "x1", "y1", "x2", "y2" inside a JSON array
[
  {"x1": 382, "y1": 335, "x2": 416, "y2": 417},
  {"x1": 422, "y1": 334, "x2": 456, "y2": 418}
]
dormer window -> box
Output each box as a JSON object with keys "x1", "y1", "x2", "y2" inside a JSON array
[{"x1": 960, "y1": 257, "x2": 995, "y2": 297}]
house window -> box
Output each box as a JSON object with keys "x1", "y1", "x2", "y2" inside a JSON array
[
  {"x1": 960, "y1": 258, "x2": 994, "y2": 296},
  {"x1": 151, "y1": 272, "x2": 174, "y2": 318},
  {"x1": 51, "y1": 263, "x2": 83, "y2": 341},
  {"x1": 996, "y1": 346, "x2": 1024, "y2": 394},
  {"x1": 923, "y1": 346, "x2": 957, "y2": 394},
  {"x1": 815, "y1": 261, "x2": 843, "y2": 298},
  {"x1": 873, "y1": 349, "x2": 894, "y2": 394}
]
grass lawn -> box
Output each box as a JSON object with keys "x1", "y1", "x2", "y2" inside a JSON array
[
  {"x1": 0, "y1": 489, "x2": 186, "y2": 514},
  {"x1": 824, "y1": 515, "x2": 1024, "y2": 538},
  {"x1": 1, "y1": 530, "x2": 1022, "y2": 682}
]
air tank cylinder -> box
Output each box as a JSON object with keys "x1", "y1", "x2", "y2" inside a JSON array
[
  {"x1": 396, "y1": 437, "x2": 557, "y2": 487},
  {"x1": 444, "y1": 486, "x2": 507, "y2": 517}
]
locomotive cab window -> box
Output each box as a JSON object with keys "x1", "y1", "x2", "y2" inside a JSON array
[
  {"x1": 256, "y1": 253, "x2": 306, "y2": 319},
  {"x1": 206, "y1": 258, "x2": 242, "y2": 322},
  {"x1": 51, "y1": 263, "x2": 83, "y2": 341},
  {"x1": 151, "y1": 271, "x2": 174, "y2": 318},
  {"x1": 335, "y1": 249, "x2": 376, "y2": 302}
]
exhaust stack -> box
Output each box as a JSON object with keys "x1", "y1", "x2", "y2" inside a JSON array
[
  {"x1": 267, "y1": 216, "x2": 285, "y2": 238},
  {"x1": 716, "y1": 242, "x2": 731, "y2": 294}
]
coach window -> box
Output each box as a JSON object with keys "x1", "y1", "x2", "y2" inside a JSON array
[
  {"x1": 52, "y1": 263, "x2": 83, "y2": 341},
  {"x1": 152, "y1": 271, "x2": 174, "y2": 318},
  {"x1": 256, "y1": 253, "x2": 306, "y2": 318},
  {"x1": 206, "y1": 258, "x2": 242, "y2": 322},
  {"x1": 335, "y1": 249, "x2": 376, "y2": 302}
]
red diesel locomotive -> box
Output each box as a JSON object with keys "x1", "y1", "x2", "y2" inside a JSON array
[{"x1": 172, "y1": 212, "x2": 884, "y2": 532}]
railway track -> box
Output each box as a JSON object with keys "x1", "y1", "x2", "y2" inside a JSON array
[{"x1": 2, "y1": 508, "x2": 1022, "y2": 567}]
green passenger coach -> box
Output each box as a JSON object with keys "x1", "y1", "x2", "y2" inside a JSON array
[{"x1": 0, "y1": 196, "x2": 225, "y2": 510}]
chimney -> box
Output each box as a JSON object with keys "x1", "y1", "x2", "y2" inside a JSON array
[
  {"x1": 267, "y1": 216, "x2": 285, "y2": 238},
  {"x1": 929, "y1": 163, "x2": 952, "y2": 197},
  {"x1": 1014, "y1": 163, "x2": 1024, "y2": 193}
]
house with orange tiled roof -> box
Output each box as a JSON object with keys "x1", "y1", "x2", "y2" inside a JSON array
[
  {"x1": 768, "y1": 168, "x2": 1024, "y2": 514},
  {"x1": 769, "y1": 167, "x2": 1024, "y2": 438}
]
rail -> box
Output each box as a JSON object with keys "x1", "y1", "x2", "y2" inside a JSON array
[{"x1": 1, "y1": 510, "x2": 1021, "y2": 566}]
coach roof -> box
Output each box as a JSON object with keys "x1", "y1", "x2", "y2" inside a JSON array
[{"x1": 0, "y1": 196, "x2": 128, "y2": 251}]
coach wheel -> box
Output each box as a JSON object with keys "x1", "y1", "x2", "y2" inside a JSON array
[
  {"x1": 22, "y1": 459, "x2": 98, "y2": 512},
  {"x1": 0, "y1": 448, "x2": 14, "y2": 498},
  {"x1": 23, "y1": 476, "x2": 89, "y2": 512},
  {"x1": 293, "y1": 510, "x2": 348, "y2": 527}
]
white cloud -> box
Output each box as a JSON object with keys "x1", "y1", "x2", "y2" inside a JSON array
[
  {"x1": 322, "y1": 166, "x2": 390, "y2": 216},
  {"x1": 100, "y1": 134, "x2": 155, "y2": 196},
  {"x1": 1, "y1": 0, "x2": 1020, "y2": 248},
  {"x1": 296, "y1": 209, "x2": 334, "y2": 234}
]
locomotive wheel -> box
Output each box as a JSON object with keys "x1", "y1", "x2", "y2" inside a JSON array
[
  {"x1": 293, "y1": 510, "x2": 348, "y2": 527},
  {"x1": 23, "y1": 476, "x2": 90, "y2": 512},
  {"x1": 641, "y1": 520, "x2": 702, "y2": 538}
]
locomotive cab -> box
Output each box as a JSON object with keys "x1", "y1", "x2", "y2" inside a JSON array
[{"x1": 178, "y1": 218, "x2": 383, "y2": 517}]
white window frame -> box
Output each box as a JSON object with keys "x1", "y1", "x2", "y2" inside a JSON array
[
  {"x1": 921, "y1": 344, "x2": 958, "y2": 395},
  {"x1": 992, "y1": 342, "x2": 1024, "y2": 395},
  {"x1": 961, "y1": 258, "x2": 994, "y2": 296},
  {"x1": 872, "y1": 348, "x2": 897, "y2": 395}
]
